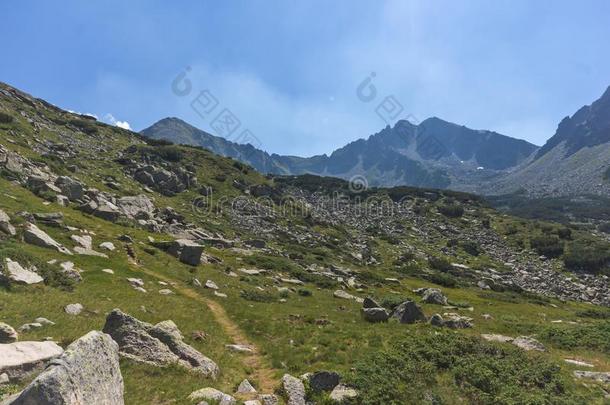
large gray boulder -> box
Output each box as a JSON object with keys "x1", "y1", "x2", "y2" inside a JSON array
[
  {"x1": 281, "y1": 374, "x2": 305, "y2": 405},
  {"x1": 421, "y1": 288, "x2": 448, "y2": 305},
  {"x1": 361, "y1": 307, "x2": 389, "y2": 323},
  {"x1": 392, "y1": 301, "x2": 427, "y2": 324},
  {"x1": 102, "y1": 309, "x2": 218, "y2": 378},
  {"x1": 54, "y1": 176, "x2": 84, "y2": 202},
  {"x1": 308, "y1": 371, "x2": 340, "y2": 392},
  {"x1": 167, "y1": 239, "x2": 205, "y2": 266},
  {"x1": 8, "y1": 331, "x2": 124, "y2": 405},
  {"x1": 1, "y1": 258, "x2": 43, "y2": 285},
  {"x1": 0, "y1": 341, "x2": 63, "y2": 382},
  {"x1": 0, "y1": 209, "x2": 15, "y2": 236},
  {"x1": 0, "y1": 323, "x2": 18, "y2": 343},
  {"x1": 116, "y1": 195, "x2": 155, "y2": 220},
  {"x1": 23, "y1": 223, "x2": 72, "y2": 255}
]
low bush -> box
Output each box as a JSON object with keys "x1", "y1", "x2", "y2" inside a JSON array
[
  {"x1": 69, "y1": 118, "x2": 98, "y2": 135},
  {"x1": 538, "y1": 322, "x2": 610, "y2": 353},
  {"x1": 297, "y1": 288, "x2": 312, "y2": 297},
  {"x1": 428, "y1": 256, "x2": 453, "y2": 272},
  {"x1": 438, "y1": 203, "x2": 464, "y2": 218},
  {"x1": 425, "y1": 272, "x2": 457, "y2": 288},
  {"x1": 240, "y1": 289, "x2": 277, "y2": 303},
  {"x1": 461, "y1": 240, "x2": 481, "y2": 256},
  {"x1": 346, "y1": 332, "x2": 585, "y2": 405},
  {"x1": 563, "y1": 240, "x2": 610, "y2": 274},
  {"x1": 0, "y1": 111, "x2": 14, "y2": 124},
  {"x1": 530, "y1": 235, "x2": 564, "y2": 258}
]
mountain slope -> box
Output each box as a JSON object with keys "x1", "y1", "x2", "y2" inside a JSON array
[
  {"x1": 483, "y1": 86, "x2": 610, "y2": 197},
  {"x1": 141, "y1": 116, "x2": 539, "y2": 189}
]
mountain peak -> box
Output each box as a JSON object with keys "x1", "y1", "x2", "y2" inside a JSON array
[{"x1": 535, "y1": 85, "x2": 610, "y2": 159}]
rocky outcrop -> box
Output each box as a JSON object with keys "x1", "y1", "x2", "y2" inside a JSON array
[
  {"x1": 154, "y1": 239, "x2": 205, "y2": 266},
  {"x1": 1, "y1": 258, "x2": 43, "y2": 285},
  {"x1": 23, "y1": 223, "x2": 71, "y2": 255},
  {"x1": 419, "y1": 288, "x2": 448, "y2": 305},
  {"x1": 131, "y1": 164, "x2": 197, "y2": 197},
  {"x1": 54, "y1": 176, "x2": 84, "y2": 201},
  {"x1": 102, "y1": 309, "x2": 218, "y2": 378},
  {"x1": 7, "y1": 331, "x2": 123, "y2": 405},
  {"x1": 392, "y1": 301, "x2": 427, "y2": 324},
  {"x1": 0, "y1": 341, "x2": 63, "y2": 382}
]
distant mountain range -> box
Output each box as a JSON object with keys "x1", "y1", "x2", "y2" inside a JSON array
[{"x1": 141, "y1": 86, "x2": 610, "y2": 197}]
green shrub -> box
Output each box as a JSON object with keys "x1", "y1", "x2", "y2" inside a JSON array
[
  {"x1": 530, "y1": 235, "x2": 564, "y2": 258},
  {"x1": 563, "y1": 239, "x2": 610, "y2": 274},
  {"x1": 555, "y1": 227, "x2": 572, "y2": 240},
  {"x1": 461, "y1": 240, "x2": 481, "y2": 256},
  {"x1": 426, "y1": 272, "x2": 457, "y2": 288},
  {"x1": 538, "y1": 322, "x2": 610, "y2": 353},
  {"x1": 0, "y1": 111, "x2": 14, "y2": 124},
  {"x1": 379, "y1": 295, "x2": 408, "y2": 311},
  {"x1": 346, "y1": 332, "x2": 584, "y2": 405},
  {"x1": 428, "y1": 256, "x2": 453, "y2": 272},
  {"x1": 145, "y1": 138, "x2": 174, "y2": 146},
  {"x1": 438, "y1": 203, "x2": 464, "y2": 218},
  {"x1": 69, "y1": 118, "x2": 98, "y2": 135},
  {"x1": 575, "y1": 308, "x2": 610, "y2": 319},
  {"x1": 240, "y1": 289, "x2": 277, "y2": 303},
  {"x1": 598, "y1": 222, "x2": 610, "y2": 234},
  {"x1": 297, "y1": 288, "x2": 312, "y2": 297}
]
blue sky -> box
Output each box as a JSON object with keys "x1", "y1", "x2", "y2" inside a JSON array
[{"x1": 1, "y1": 0, "x2": 609, "y2": 156}]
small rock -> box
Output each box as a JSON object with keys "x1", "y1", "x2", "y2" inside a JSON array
[
  {"x1": 329, "y1": 384, "x2": 358, "y2": 402},
  {"x1": 102, "y1": 269, "x2": 115, "y2": 275},
  {"x1": 421, "y1": 288, "x2": 448, "y2": 305},
  {"x1": 512, "y1": 336, "x2": 545, "y2": 352},
  {"x1": 188, "y1": 387, "x2": 236, "y2": 405},
  {"x1": 573, "y1": 371, "x2": 610, "y2": 383},
  {"x1": 0, "y1": 322, "x2": 18, "y2": 343},
  {"x1": 18, "y1": 323, "x2": 42, "y2": 333},
  {"x1": 158, "y1": 289, "x2": 174, "y2": 295},
  {"x1": 64, "y1": 303, "x2": 84, "y2": 316},
  {"x1": 225, "y1": 344, "x2": 254, "y2": 354},
  {"x1": 34, "y1": 318, "x2": 55, "y2": 326},
  {"x1": 71, "y1": 234, "x2": 93, "y2": 250},
  {"x1": 236, "y1": 379, "x2": 257, "y2": 394},
  {"x1": 362, "y1": 297, "x2": 381, "y2": 308},
  {"x1": 564, "y1": 359, "x2": 594, "y2": 368},
  {"x1": 258, "y1": 394, "x2": 279, "y2": 405},
  {"x1": 0, "y1": 372, "x2": 8, "y2": 385},
  {"x1": 481, "y1": 334, "x2": 514, "y2": 343},
  {"x1": 99, "y1": 242, "x2": 116, "y2": 251},
  {"x1": 205, "y1": 280, "x2": 219, "y2": 290}
]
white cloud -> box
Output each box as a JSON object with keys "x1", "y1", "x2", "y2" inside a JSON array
[
  {"x1": 67, "y1": 109, "x2": 98, "y2": 120},
  {"x1": 103, "y1": 113, "x2": 132, "y2": 130}
]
